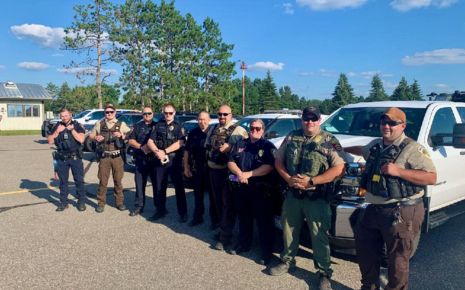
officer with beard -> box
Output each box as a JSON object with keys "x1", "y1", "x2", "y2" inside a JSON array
[
  {"x1": 89, "y1": 103, "x2": 131, "y2": 213},
  {"x1": 48, "y1": 108, "x2": 87, "y2": 211},
  {"x1": 127, "y1": 106, "x2": 157, "y2": 216},
  {"x1": 207, "y1": 104, "x2": 248, "y2": 251},
  {"x1": 268, "y1": 107, "x2": 345, "y2": 290}
]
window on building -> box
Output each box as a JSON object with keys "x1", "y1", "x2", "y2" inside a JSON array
[{"x1": 7, "y1": 104, "x2": 40, "y2": 117}]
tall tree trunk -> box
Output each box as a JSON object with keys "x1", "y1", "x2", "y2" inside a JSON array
[{"x1": 96, "y1": 0, "x2": 103, "y2": 109}]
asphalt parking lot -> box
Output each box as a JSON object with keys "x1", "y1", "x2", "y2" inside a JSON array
[{"x1": 1, "y1": 135, "x2": 464, "y2": 289}]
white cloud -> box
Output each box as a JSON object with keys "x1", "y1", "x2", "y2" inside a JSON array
[
  {"x1": 17, "y1": 62, "x2": 49, "y2": 70},
  {"x1": 10, "y1": 24, "x2": 66, "y2": 48},
  {"x1": 0, "y1": 64, "x2": 5, "y2": 70},
  {"x1": 297, "y1": 0, "x2": 367, "y2": 11},
  {"x1": 434, "y1": 83, "x2": 449, "y2": 89},
  {"x1": 52, "y1": 53, "x2": 64, "y2": 57},
  {"x1": 402, "y1": 48, "x2": 465, "y2": 65},
  {"x1": 57, "y1": 67, "x2": 117, "y2": 75},
  {"x1": 390, "y1": 0, "x2": 457, "y2": 11},
  {"x1": 283, "y1": 3, "x2": 295, "y2": 14},
  {"x1": 248, "y1": 61, "x2": 285, "y2": 71}
]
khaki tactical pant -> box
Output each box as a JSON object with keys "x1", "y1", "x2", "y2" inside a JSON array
[
  {"x1": 96, "y1": 156, "x2": 125, "y2": 207},
  {"x1": 280, "y1": 193, "x2": 333, "y2": 277}
]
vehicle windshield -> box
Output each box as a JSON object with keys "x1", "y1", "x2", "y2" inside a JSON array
[
  {"x1": 237, "y1": 117, "x2": 275, "y2": 132},
  {"x1": 74, "y1": 110, "x2": 90, "y2": 119},
  {"x1": 321, "y1": 107, "x2": 426, "y2": 140}
]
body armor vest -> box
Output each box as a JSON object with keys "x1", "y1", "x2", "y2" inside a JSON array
[
  {"x1": 54, "y1": 120, "x2": 82, "y2": 153},
  {"x1": 153, "y1": 121, "x2": 178, "y2": 150},
  {"x1": 206, "y1": 123, "x2": 238, "y2": 165},
  {"x1": 284, "y1": 129, "x2": 330, "y2": 177},
  {"x1": 360, "y1": 138, "x2": 425, "y2": 199},
  {"x1": 134, "y1": 121, "x2": 155, "y2": 159},
  {"x1": 100, "y1": 120, "x2": 124, "y2": 151}
]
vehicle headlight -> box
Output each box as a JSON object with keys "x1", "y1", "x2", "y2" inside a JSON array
[{"x1": 337, "y1": 162, "x2": 365, "y2": 199}]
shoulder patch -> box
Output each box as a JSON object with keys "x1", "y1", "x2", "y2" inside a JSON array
[{"x1": 418, "y1": 146, "x2": 431, "y2": 159}]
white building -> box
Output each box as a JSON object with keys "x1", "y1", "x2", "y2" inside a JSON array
[{"x1": 0, "y1": 81, "x2": 52, "y2": 130}]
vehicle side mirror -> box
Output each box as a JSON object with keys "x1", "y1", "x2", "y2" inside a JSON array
[
  {"x1": 267, "y1": 131, "x2": 278, "y2": 139},
  {"x1": 453, "y1": 123, "x2": 465, "y2": 148}
]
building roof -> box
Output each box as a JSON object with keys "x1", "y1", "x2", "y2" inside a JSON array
[{"x1": 0, "y1": 82, "x2": 52, "y2": 100}]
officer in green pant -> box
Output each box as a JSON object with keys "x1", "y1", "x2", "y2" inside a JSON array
[{"x1": 268, "y1": 107, "x2": 345, "y2": 290}]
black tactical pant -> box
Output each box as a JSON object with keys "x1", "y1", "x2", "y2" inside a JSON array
[
  {"x1": 134, "y1": 156, "x2": 157, "y2": 210},
  {"x1": 56, "y1": 157, "x2": 86, "y2": 206},
  {"x1": 191, "y1": 166, "x2": 216, "y2": 223},
  {"x1": 355, "y1": 201, "x2": 424, "y2": 290},
  {"x1": 209, "y1": 167, "x2": 235, "y2": 242},
  {"x1": 153, "y1": 157, "x2": 187, "y2": 216},
  {"x1": 233, "y1": 181, "x2": 274, "y2": 258}
]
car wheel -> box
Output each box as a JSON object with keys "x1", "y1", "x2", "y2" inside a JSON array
[{"x1": 84, "y1": 136, "x2": 95, "y2": 152}]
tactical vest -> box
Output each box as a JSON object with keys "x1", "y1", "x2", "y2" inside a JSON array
[
  {"x1": 100, "y1": 120, "x2": 124, "y2": 151},
  {"x1": 284, "y1": 129, "x2": 331, "y2": 178},
  {"x1": 206, "y1": 123, "x2": 238, "y2": 165},
  {"x1": 54, "y1": 120, "x2": 82, "y2": 153},
  {"x1": 153, "y1": 121, "x2": 179, "y2": 150},
  {"x1": 134, "y1": 121, "x2": 155, "y2": 158},
  {"x1": 360, "y1": 138, "x2": 425, "y2": 199}
]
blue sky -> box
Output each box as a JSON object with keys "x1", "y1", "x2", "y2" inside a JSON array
[{"x1": 1, "y1": 0, "x2": 464, "y2": 100}]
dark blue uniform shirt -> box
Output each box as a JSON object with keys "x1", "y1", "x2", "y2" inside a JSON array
[
  {"x1": 128, "y1": 120, "x2": 156, "y2": 158},
  {"x1": 185, "y1": 125, "x2": 209, "y2": 168},
  {"x1": 229, "y1": 138, "x2": 276, "y2": 173},
  {"x1": 51, "y1": 120, "x2": 85, "y2": 153}
]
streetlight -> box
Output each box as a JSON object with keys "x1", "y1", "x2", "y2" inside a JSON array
[{"x1": 240, "y1": 61, "x2": 247, "y2": 115}]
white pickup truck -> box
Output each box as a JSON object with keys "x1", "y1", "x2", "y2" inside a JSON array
[{"x1": 320, "y1": 100, "x2": 465, "y2": 254}]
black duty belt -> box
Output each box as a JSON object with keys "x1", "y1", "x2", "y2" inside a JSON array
[
  {"x1": 55, "y1": 151, "x2": 81, "y2": 160},
  {"x1": 102, "y1": 152, "x2": 121, "y2": 158},
  {"x1": 371, "y1": 197, "x2": 423, "y2": 208}
]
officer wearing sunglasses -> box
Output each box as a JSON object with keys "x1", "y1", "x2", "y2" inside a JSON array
[
  {"x1": 147, "y1": 103, "x2": 188, "y2": 223},
  {"x1": 127, "y1": 106, "x2": 157, "y2": 216},
  {"x1": 347, "y1": 107, "x2": 437, "y2": 290},
  {"x1": 227, "y1": 119, "x2": 277, "y2": 265},
  {"x1": 89, "y1": 103, "x2": 131, "y2": 213},
  {"x1": 269, "y1": 107, "x2": 345, "y2": 290}
]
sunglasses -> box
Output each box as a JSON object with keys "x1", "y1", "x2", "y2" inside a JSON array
[
  {"x1": 302, "y1": 116, "x2": 319, "y2": 122},
  {"x1": 217, "y1": 112, "x2": 230, "y2": 117},
  {"x1": 105, "y1": 110, "x2": 115, "y2": 114},
  {"x1": 250, "y1": 126, "x2": 262, "y2": 132},
  {"x1": 164, "y1": 111, "x2": 174, "y2": 115},
  {"x1": 143, "y1": 112, "x2": 153, "y2": 116},
  {"x1": 380, "y1": 119, "x2": 403, "y2": 127}
]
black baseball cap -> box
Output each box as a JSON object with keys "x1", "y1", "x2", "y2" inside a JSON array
[{"x1": 302, "y1": 106, "x2": 321, "y2": 120}]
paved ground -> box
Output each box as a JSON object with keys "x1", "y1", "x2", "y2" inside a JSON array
[{"x1": 0, "y1": 135, "x2": 464, "y2": 289}]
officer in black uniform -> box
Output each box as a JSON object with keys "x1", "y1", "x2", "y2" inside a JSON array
[
  {"x1": 48, "y1": 108, "x2": 87, "y2": 211},
  {"x1": 128, "y1": 106, "x2": 157, "y2": 216},
  {"x1": 183, "y1": 111, "x2": 214, "y2": 226},
  {"x1": 147, "y1": 103, "x2": 187, "y2": 222},
  {"x1": 227, "y1": 119, "x2": 276, "y2": 265}
]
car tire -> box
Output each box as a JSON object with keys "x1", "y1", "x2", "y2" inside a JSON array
[{"x1": 84, "y1": 136, "x2": 95, "y2": 152}]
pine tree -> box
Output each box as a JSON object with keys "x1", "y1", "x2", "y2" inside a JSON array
[
  {"x1": 331, "y1": 73, "x2": 355, "y2": 111},
  {"x1": 410, "y1": 80, "x2": 423, "y2": 100},
  {"x1": 258, "y1": 71, "x2": 279, "y2": 111},
  {"x1": 367, "y1": 74, "x2": 388, "y2": 102},
  {"x1": 391, "y1": 77, "x2": 410, "y2": 100}
]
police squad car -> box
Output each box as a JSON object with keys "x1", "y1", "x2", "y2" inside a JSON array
[{"x1": 324, "y1": 100, "x2": 465, "y2": 255}]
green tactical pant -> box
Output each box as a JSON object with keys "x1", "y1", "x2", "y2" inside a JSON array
[{"x1": 280, "y1": 193, "x2": 333, "y2": 277}]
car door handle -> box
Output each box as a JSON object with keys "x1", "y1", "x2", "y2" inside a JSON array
[{"x1": 460, "y1": 151, "x2": 465, "y2": 155}]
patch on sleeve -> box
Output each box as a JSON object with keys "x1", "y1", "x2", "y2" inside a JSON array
[{"x1": 418, "y1": 146, "x2": 431, "y2": 159}]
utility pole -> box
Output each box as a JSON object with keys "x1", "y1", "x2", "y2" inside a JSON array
[{"x1": 240, "y1": 61, "x2": 247, "y2": 115}]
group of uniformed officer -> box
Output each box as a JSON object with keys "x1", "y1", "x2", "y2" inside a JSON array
[{"x1": 49, "y1": 104, "x2": 436, "y2": 290}]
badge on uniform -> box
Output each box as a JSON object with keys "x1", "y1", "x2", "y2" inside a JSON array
[
  {"x1": 238, "y1": 148, "x2": 244, "y2": 153},
  {"x1": 258, "y1": 149, "x2": 264, "y2": 157},
  {"x1": 372, "y1": 174, "x2": 380, "y2": 182},
  {"x1": 168, "y1": 125, "x2": 174, "y2": 131},
  {"x1": 418, "y1": 146, "x2": 431, "y2": 159},
  {"x1": 314, "y1": 135, "x2": 322, "y2": 143}
]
